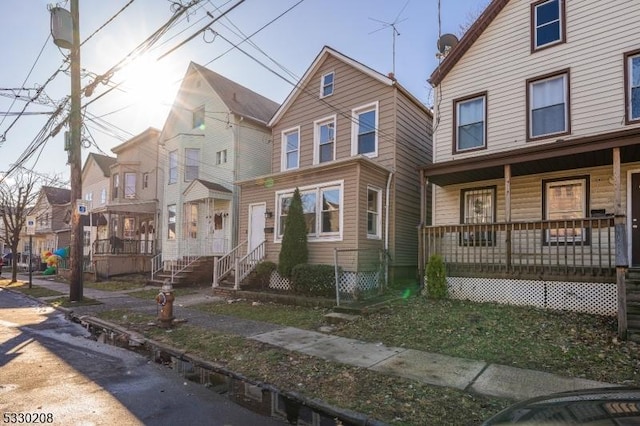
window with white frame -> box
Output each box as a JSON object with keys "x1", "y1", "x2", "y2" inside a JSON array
[
  {"x1": 282, "y1": 128, "x2": 299, "y2": 170},
  {"x1": 460, "y1": 187, "x2": 496, "y2": 246},
  {"x1": 185, "y1": 148, "x2": 199, "y2": 181},
  {"x1": 112, "y1": 173, "x2": 119, "y2": 199},
  {"x1": 352, "y1": 103, "x2": 378, "y2": 157},
  {"x1": 124, "y1": 172, "x2": 136, "y2": 199},
  {"x1": 168, "y1": 150, "x2": 177, "y2": 184},
  {"x1": 625, "y1": 49, "x2": 640, "y2": 124},
  {"x1": 315, "y1": 117, "x2": 336, "y2": 164},
  {"x1": 100, "y1": 188, "x2": 106, "y2": 204},
  {"x1": 216, "y1": 149, "x2": 227, "y2": 165},
  {"x1": 367, "y1": 187, "x2": 382, "y2": 239},
  {"x1": 124, "y1": 217, "x2": 135, "y2": 239},
  {"x1": 167, "y1": 204, "x2": 176, "y2": 240},
  {"x1": 85, "y1": 192, "x2": 92, "y2": 202},
  {"x1": 532, "y1": 0, "x2": 565, "y2": 51},
  {"x1": 543, "y1": 177, "x2": 588, "y2": 244},
  {"x1": 192, "y1": 105, "x2": 205, "y2": 129},
  {"x1": 528, "y1": 71, "x2": 569, "y2": 139},
  {"x1": 83, "y1": 230, "x2": 91, "y2": 247},
  {"x1": 454, "y1": 94, "x2": 486, "y2": 152},
  {"x1": 320, "y1": 72, "x2": 334, "y2": 97},
  {"x1": 276, "y1": 182, "x2": 343, "y2": 240},
  {"x1": 185, "y1": 204, "x2": 198, "y2": 238}
]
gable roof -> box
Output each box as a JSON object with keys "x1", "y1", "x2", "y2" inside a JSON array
[
  {"x1": 429, "y1": 0, "x2": 510, "y2": 87},
  {"x1": 112, "y1": 127, "x2": 160, "y2": 154},
  {"x1": 41, "y1": 186, "x2": 71, "y2": 205},
  {"x1": 190, "y1": 62, "x2": 279, "y2": 125},
  {"x1": 183, "y1": 178, "x2": 233, "y2": 203},
  {"x1": 83, "y1": 153, "x2": 116, "y2": 178},
  {"x1": 269, "y1": 45, "x2": 430, "y2": 127}
]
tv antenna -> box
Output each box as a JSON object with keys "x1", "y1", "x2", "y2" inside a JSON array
[{"x1": 369, "y1": 0, "x2": 410, "y2": 76}]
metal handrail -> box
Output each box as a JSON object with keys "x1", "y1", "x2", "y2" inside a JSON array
[{"x1": 213, "y1": 240, "x2": 247, "y2": 287}]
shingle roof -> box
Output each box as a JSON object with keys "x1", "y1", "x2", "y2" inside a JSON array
[
  {"x1": 88, "y1": 153, "x2": 117, "y2": 177},
  {"x1": 191, "y1": 62, "x2": 279, "y2": 124},
  {"x1": 195, "y1": 179, "x2": 232, "y2": 193},
  {"x1": 41, "y1": 186, "x2": 71, "y2": 205}
]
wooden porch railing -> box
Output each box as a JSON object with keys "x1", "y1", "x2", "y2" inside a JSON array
[
  {"x1": 213, "y1": 240, "x2": 247, "y2": 287},
  {"x1": 234, "y1": 241, "x2": 265, "y2": 289},
  {"x1": 421, "y1": 217, "x2": 617, "y2": 281}
]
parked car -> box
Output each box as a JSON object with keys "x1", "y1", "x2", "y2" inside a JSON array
[{"x1": 483, "y1": 387, "x2": 640, "y2": 425}]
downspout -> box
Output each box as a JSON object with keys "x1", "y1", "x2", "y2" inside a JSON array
[{"x1": 384, "y1": 170, "x2": 394, "y2": 286}]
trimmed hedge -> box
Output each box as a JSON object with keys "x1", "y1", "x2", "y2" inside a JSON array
[
  {"x1": 290, "y1": 264, "x2": 336, "y2": 297},
  {"x1": 424, "y1": 254, "x2": 447, "y2": 299}
]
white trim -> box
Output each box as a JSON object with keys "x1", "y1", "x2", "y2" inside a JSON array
[
  {"x1": 320, "y1": 71, "x2": 334, "y2": 98},
  {"x1": 367, "y1": 185, "x2": 383, "y2": 239},
  {"x1": 351, "y1": 101, "x2": 379, "y2": 158},
  {"x1": 313, "y1": 115, "x2": 337, "y2": 164},
  {"x1": 280, "y1": 126, "x2": 301, "y2": 171}
]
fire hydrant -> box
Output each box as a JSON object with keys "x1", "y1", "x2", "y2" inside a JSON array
[{"x1": 156, "y1": 281, "x2": 175, "y2": 328}]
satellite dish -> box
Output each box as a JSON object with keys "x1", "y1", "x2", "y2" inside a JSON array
[{"x1": 437, "y1": 33, "x2": 459, "y2": 55}]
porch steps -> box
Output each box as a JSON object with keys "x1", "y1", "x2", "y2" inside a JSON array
[
  {"x1": 626, "y1": 269, "x2": 640, "y2": 342},
  {"x1": 150, "y1": 256, "x2": 216, "y2": 286}
]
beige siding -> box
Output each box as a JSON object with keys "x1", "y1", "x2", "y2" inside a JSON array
[{"x1": 434, "y1": 1, "x2": 640, "y2": 164}]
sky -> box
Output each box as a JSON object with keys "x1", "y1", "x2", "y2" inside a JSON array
[{"x1": 0, "y1": 0, "x2": 489, "y2": 185}]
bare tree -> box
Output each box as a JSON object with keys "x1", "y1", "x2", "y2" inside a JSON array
[
  {"x1": 457, "y1": 0, "x2": 491, "y2": 38},
  {"x1": 0, "y1": 170, "x2": 61, "y2": 283}
]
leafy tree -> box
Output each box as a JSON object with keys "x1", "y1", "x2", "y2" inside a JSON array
[{"x1": 278, "y1": 188, "x2": 308, "y2": 278}]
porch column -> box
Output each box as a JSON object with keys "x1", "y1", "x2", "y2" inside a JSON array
[
  {"x1": 504, "y1": 164, "x2": 512, "y2": 269},
  {"x1": 613, "y1": 147, "x2": 628, "y2": 339}
]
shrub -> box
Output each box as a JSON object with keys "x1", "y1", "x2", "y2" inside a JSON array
[
  {"x1": 425, "y1": 254, "x2": 447, "y2": 299},
  {"x1": 254, "y1": 261, "x2": 277, "y2": 290},
  {"x1": 278, "y1": 188, "x2": 308, "y2": 278},
  {"x1": 290, "y1": 264, "x2": 336, "y2": 297}
]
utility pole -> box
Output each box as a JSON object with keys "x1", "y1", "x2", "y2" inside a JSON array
[{"x1": 68, "y1": 0, "x2": 83, "y2": 301}]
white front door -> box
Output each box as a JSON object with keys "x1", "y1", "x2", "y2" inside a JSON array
[{"x1": 248, "y1": 203, "x2": 266, "y2": 254}]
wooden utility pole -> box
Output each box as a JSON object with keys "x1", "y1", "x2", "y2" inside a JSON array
[{"x1": 69, "y1": 0, "x2": 83, "y2": 301}]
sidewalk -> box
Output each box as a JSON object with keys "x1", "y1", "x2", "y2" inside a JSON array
[{"x1": 17, "y1": 274, "x2": 616, "y2": 402}]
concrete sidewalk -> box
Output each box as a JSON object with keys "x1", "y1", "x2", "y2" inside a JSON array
[{"x1": 16, "y1": 274, "x2": 616, "y2": 402}]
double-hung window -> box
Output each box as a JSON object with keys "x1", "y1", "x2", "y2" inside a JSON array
[
  {"x1": 320, "y1": 72, "x2": 334, "y2": 97},
  {"x1": 192, "y1": 106, "x2": 205, "y2": 129},
  {"x1": 367, "y1": 187, "x2": 382, "y2": 239},
  {"x1": 167, "y1": 204, "x2": 176, "y2": 240},
  {"x1": 460, "y1": 187, "x2": 496, "y2": 246},
  {"x1": 185, "y1": 148, "x2": 199, "y2": 181},
  {"x1": 216, "y1": 149, "x2": 227, "y2": 165},
  {"x1": 531, "y1": 0, "x2": 565, "y2": 51},
  {"x1": 315, "y1": 116, "x2": 336, "y2": 164},
  {"x1": 543, "y1": 177, "x2": 588, "y2": 245},
  {"x1": 528, "y1": 71, "x2": 570, "y2": 140},
  {"x1": 168, "y1": 150, "x2": 177, "y2": 184},
  {"x1": 625, "y1": 49, "x2": 640, "y2": 124},
  {"x1": 454, "y1": 93, "x2": 486, "y2": 152},
  {"x1": 124, "y1": 172, "x2": 136, "y2": 199},
  {"x1": 282, "y1": 128, "x2": 300, "y2": 170},
  {"x1": 352, "y1": 102, "x2": 378, "y2": 157},
  {"x1": 112, "y1": 173, "x2": 119, "y2": 199}
]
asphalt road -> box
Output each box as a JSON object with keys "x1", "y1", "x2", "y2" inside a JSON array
[{"x1": 0, "y1": 289, "x2": 284, "y2": 425}]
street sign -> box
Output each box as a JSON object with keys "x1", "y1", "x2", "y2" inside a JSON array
[
  {"x1": 26, "y1": 216, "x2": 36, "y2": 235},
  {"x1": 77, "y1": 200, "x2": 88, "y2": 216}
]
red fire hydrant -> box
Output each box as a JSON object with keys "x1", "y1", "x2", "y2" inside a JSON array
[{"x1": 156, "y1": 280, "x2": 175, "y2": 328}]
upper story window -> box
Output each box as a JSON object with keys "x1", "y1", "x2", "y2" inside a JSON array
[
  {"x1": 282, "y1": 128, "x2": 300, "y2": 170},
  {"x1": 314, "y1": 116, "x2": 336, "y2": 164},
  {"x1": 185, "y1": 148, "x2": 199, "y2": 181},
  {"x1": 625, "y1": 49, "x2": 640, "y2": 124},
  {"x1": 454, "y1": 93, "x2": 486, "y2": 153},
  {"x1": 531, "y1": 0, "x2": 565, "y2": 52},
  {"x1": 216, "y1": 149, "x2": 227, "y2": 165},
  {"x1": 352, "y1": 102, "x2": 378, "y2": 157},
  {"x1": 167, "y1": 204, "x2": 176, "y2": 240},
  {"x1": 168, "y1": 150, "x2": 177, "y2": 184},
  {"x1": 124, "y1": 172, "x2": 136, "y2": 199},
  {"x1": 527, "y1": 70, "x2": 570, "y2": 140},
  {"x1": 85, "y1": 192, "x2": 92, "y2": 203},
  {"x1": 320, "y1": 72, "x2": 334, "y2": 98},
  {"x1": 192, "y1": 106, "x2": 205, "y2": 129},
  {"x1": 112, "y1": 173, "x2": 119, "y2": 199},
  {"x1": 100, "y1": 188, "x2": 106, "y2": 204}
]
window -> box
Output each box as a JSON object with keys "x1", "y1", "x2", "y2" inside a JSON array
[
  {"x1": 625, "y1": 49, "x2": 640, "y2": 124},
  {"x1": 83, "y1": 230, "x2": 91, "y2": 247},
  {"x1": 352, "y1": 103, "x2": 378, "y2": 157},
  {"x1": 168, "y1": 150, "x2": 177, "y2": 184},
  {"x1": 528, "y1": 71, "x2": 570, "y2": 139},
  {"x1": 124, "y1": 172, "x2": 136, "y2": 199},
  {"x1": 315, "y1": 116, "x2": 336, "y2": 164},
  {"x1": 320, "y1": 72, "x2": 334, "y2": 97},
  {"x1": 543, "y1": 177, "x2": 588, "y2": 244},
  {"x1": 112, "y1": 173, "x2": 119, "y2": 199},
  {"x1": 454, "y1": 93, "x2": 486, "y2": 152},
  {"x1": 124, "y1": 217, "x2": 135, "y2": 239},
  {"x1": 367, "y1": 187, "x2": 382, "y2": 239},
  {"x1": 531, "y1": 0, "x2": 565, "y2": 51},
  {"x1": 143, "y1": 172, "x2": 149, "y2": 189},
  {"x1": 167, "y1": 204, "x2": 176, "y2": 240},
  {"x1": 216, "y1": 149, "x2": 227, "y2": 165},
  {"x1": 100, "y1": 188, "x2": 106, "y2": 204},
  {"x1": 192, "y1": 106, "x2": 205, "y2": 129},
  {"x1": 282, "y1": 128, "x2": 300, "y2": 170},
  {"x1": 276, "y1": 182, "x2": 343, "y2": 240},
  {"x1": 185, "y1": 148, "x2": 199, "y2": 181},
  {"x1": 85, "y1": 192, "x2": 92, "y2": 202},
  {"x1": 185, "y1": 204, "x2": 198, "y2": 238},
  {"x1": 460, "y1": 187, "x2": 496, "y2": 246}
]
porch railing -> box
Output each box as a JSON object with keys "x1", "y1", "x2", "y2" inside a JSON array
[
  {"x1": 213, "y1": 240, "x2": 247, "y2": 287},
  {"x1": 234, "y1": 241, "x2": 265, "y2": 289},
  {"x1": 421, "y1": 217, "x2": 617, "y2": 281},
  {"x1": 150, "y1": 253, "x2": 162, "y2": 281},
  {"x1": 93, "y1": 238, "x2": 155, "y2": 255}
]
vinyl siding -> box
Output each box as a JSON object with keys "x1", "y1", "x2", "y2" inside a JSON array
[{"x1": 434, "y1": 1, "x2": 640, "y2": 164}]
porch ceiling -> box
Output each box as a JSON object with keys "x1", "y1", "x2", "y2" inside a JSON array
[{"x1": 424, "y1": 128, "x2": 640, "y2": 186}]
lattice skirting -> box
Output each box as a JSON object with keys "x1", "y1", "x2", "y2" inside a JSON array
[
  {"x1": 269, "y1": 270, "x2": 291, "y2": 291},
  {"x1": 338, "y1": 271, "x2": 381, "y2": 295},
  {"x1": 443, "y1": 277, "x2": 616, "y2": 316}
]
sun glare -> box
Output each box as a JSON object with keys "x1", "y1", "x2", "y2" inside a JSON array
[{"x1": 117, "y1": 56, "x2": 177, "y2": 115}]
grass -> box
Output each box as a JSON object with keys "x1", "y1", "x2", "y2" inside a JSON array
[
  {"x1": 47, "y1": 296, "x2": 102, "y2": 308},
  {"x1": 0, "y1": 280, "x2": 64, "y2": 298},
  {"x1": 126, "y1": 288, "x2": 199, "y2": 299}
]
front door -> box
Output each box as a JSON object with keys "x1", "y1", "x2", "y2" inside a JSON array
[
  {"x1": 632, "y1": 173, "x2": 640, "y2": 266},
  {"x1": 248, "y1": 203, "x2": 266, "y2": 254}
]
